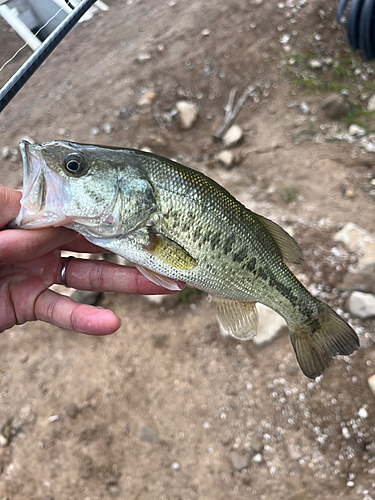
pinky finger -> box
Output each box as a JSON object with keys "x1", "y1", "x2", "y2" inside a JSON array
[{"x1": 34, "y1": 289, "x2": 121, "y2": 335}]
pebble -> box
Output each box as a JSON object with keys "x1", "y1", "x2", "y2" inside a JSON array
[
  {"x1": 176, "y1": 101, "x2": 198, "y2": 129},
  {"x1": 108, "y1": 486, "x2": 121, "y2": 497},
  {"x1": 140, "y1": 426, "x2": 159, "y2": 444},
  {"x1": 137, "y1": 91, "x2": 156, "y2": 108},
  {"x1": 65, "y1": 403, "x2": 80, "y2": 419},
  {"x1": 201, "y1": 28, "x2": 211, "y2": 36},
  {"x1": 216, "y1": 150, "x2": 234, "y2": 168},
  {"x1": 309, "y1": 59, "x2": 322, "y2": 69},
  {"x1": 252, "y1": 304, "x2": 287, "y2": 346},
  {"x1": 368, "y1": 374, "x2": 375, "y2": 398},
  {"x1": 223, "y1": 125, "x2": 243, "y2": 148},
  {"x1": 299, "y1": 102, "x2": 310, "y2": 114},
  {"x1": 136, "y1": 53, "x2": 151, "y2": 63},
  {"x1": 364, "y1": 142, "x2": 375, "y2": 153},
  {"x1": 334, "y1": 223, "x2": 375, "y2": 272},
  {"x1": 368, "y1": 94, "x2": 375, "y2": 112},
  {"x1": 103, "y1": 123, "x2": 112, "y2": 134},
  {"x1": 358, "y1": 407, "x2": 369, "y2": 419},
  {"x1": 0, "y1": 435, "x2": 9, "y2": 447},
  {"x1": 1, "y1": 146, "x2": 11, "y2": 159},
  {"x1": 348, "y1": 124, "x2": 366, "y2": 137},
  {"x1": 171, "y1": 462, "x2": 181, "y2": 471},
  {"x1": 321, "y1": 94, "x2": 349, "y2": 120},
  {"x1": 347, "y1": 291, "x2": 375, "y2": 319},
  {"x1": 230, "y1": 452, "x2": 250, "y2": 471},
  {"x1": 90, "y1": 127, "x2": 100, "y2": 137},
  {"x1": 252, "y1": 453, "x2": 263, "y2": 464}
]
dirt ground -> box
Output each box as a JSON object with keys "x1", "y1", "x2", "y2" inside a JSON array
[{"x1": 1, "y1": 0, "x2": 375, "y2": 499}]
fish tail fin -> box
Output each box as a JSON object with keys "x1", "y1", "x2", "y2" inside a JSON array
[{"x1": 290, "y1": 301, "x2": 359, "y2": 379}]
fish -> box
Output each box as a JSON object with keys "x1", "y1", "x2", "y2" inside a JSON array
[{"x1": 10, "y1": 140, "x2": 359, "y2": 379}]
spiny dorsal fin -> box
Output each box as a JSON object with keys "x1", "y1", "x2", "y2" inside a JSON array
[
  {"x1": 213, "y1": 298, "x2": 258, "y2": 341},
  {"x1": 255, "y1": 214, "x2": 304, "y2": 265}
]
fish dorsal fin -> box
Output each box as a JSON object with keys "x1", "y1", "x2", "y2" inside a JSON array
[
  {"x1": 255, "y1": 214, "x2": 304, "y2": 265},
  {"x1": 143, "y1": 231, "x2": 197, "y2": 271},
  {"x1": 135, "y1": 265, "x2": 182, "y2": 291},
  {"x1": 213, "y1": 298, "x2": 258, "y2": 341}
]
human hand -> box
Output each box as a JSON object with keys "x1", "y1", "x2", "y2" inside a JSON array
[{"x1": 0, "y1": 185, "x2": 184, "y2": 335}]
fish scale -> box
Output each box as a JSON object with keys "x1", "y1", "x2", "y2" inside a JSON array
[{"x1": 10, "y1": 140, "x2": 360, "y2": 379}]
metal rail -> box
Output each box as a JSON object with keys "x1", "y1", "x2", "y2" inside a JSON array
[{"x1": 0, "y1": 0, "x2": 98, "y2": 113}]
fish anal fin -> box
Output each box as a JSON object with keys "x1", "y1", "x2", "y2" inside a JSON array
[
  {"x1": 213, "y1": 298, "x2": 258, "y2": 341},
  {"x1": 135, "y1": 264, "x2": 182, "y2": 291},
  {"x1": 143, "y1": 231, "x2": 197, "y2": 271},
  {"x1": 255, "y1": 214, "x2": 304, "y2": 265}
]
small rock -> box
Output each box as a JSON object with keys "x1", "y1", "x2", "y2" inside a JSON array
[
  {"x1": 0, "y1": 435, "x2": 9, "y2": 447},
  {"x1": 347, "y1": 291, "x2": 375, "y2": 319},
  {"x1": 48, "y1": 415, "x2": 59, "y2": 422},
  {"x1": 216, "y1": 150, "x2": 234, "y2": 168},
  {"x1": 334, "y1": 223, "x2": 375, "y2": 272},
  {"x1": 349, "y1": 124, "x2": 366, "y2": 137},
  {"x1": 90, "y1": 127, "x2": 100, "y2": 137},
  {"x1": 368, "y1": 94, "x2": 375, "y2": 112},
  {"x1": 201, "y1": 28, "x2": 211, "y2": 36},
  {"x1": 65, "y1": 403, "x2": 80, "y2": 419},
  {"x1": 321, "y1": 94, "x2": 349, "y2": 120},
  {"x1": 368, "y1": 374, "x2": 375, "y2": 398},
  {"x1": 358, "y1": 407, "x2": 369, "y2": 419},
  {"x1": 365, "y1": 142, "x2": 375, "y2": 153},
  {"x1": 252, "y1": 304, "x2": 287, "y2": 346},
  {"x1": 252, "y1": 453, "x2": 263, "y2": 464},
  {"x1": 230, "y1": 452, "x2": 250, "y2": 471},
  {"x1": 171, "y1": 462, "x2": 180, "y2": 471},
  {"x1": 309, "y1": 59, "x2": 322, "y2": 69},
  {"x1": 140, "y1": 426, "x2": 159, "y2": 444},
  {"x1": 108, "y1": 486, "x2": 121, "y2": 497},
  {"x1": 176, "y1": 101, "x2": 198, "y2": 129},
  {"x1": 136, "y1": 53, "x2": 151, "y2": 63},
  {"x1": 137, "y1": 91, "x2": 156, "y2": 108},
  {"x1": 1, "y1": 146, "x2": 11, "y2": 159},
  {"x1": 103, "y1": 123, "x2": 112, "y2": 134},
  {"x1": 299, "y1": 102, "x2": 310, "y2": 114},
  {"x1": 223, "y1": 125, "x2": 243, "y2": 148},
  {"x1": 344, "y1": 187, "x2": 355, "y2": 199}
]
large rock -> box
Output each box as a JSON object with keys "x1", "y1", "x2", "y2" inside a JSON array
[
  {"x1": 347, "y1": 291, "x2": 375, "y2": 319},
  {"x1": 176, "y1": 101, "x2": 198, "y2": 129},
  {"x1": 334, "y1": 223, "x2": 375, "y2": 272},
  {"x1": 252, "y1": 304, "x2": 287, "y2": 346},
  {"x1": 321, "y1": 94, "x2": 349, "y2": 120}
]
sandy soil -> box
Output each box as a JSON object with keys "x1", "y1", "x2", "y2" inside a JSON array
[{"x1": 0, "y1": 0, "x2": 375, "y2": 499}]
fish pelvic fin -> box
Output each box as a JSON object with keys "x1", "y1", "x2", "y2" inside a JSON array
[
  {"x1": 290, "y1": 301, "x2": 359, "y2": 379},
  {"x1": 214, "y1": 298, "x2": 258, "y2": 341},
  {"x1": 255, "y1": 214, "x2": 304, "y2": 265}
]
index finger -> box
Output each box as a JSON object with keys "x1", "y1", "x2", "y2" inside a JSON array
[{"x1": 0, "y1": 186, "x2": 22, "y2": 227}]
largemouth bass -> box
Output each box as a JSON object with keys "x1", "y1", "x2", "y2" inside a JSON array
[{"x1": 11, "y1": 140, "x2": 359, "y2": 378}]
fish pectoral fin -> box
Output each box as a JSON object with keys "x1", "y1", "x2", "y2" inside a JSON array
[
  {"x1": 255, "y1": 214, "x2": 304, "y2": 265},
  {"x1": 143, "y1": 231, "x2": 197, "y2": 271},
  {"x1": 135, "y1": 264, "x2": 182, "y2": 291},
  {"x1": 213, "y1": 298, "x2": 258, "y2": 341}
]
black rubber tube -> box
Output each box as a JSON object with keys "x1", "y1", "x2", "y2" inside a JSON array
[{"x1": 0, "y1": 0, "x2": 98, "y2": 113}]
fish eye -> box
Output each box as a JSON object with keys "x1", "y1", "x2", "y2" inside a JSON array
[{"x1": 63, "y1": 154, "x2": 87, "y2": 176}]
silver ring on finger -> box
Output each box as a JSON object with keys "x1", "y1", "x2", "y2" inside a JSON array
[{"x1": 60, "y1": 256, "x2": 75, "y2": 287}]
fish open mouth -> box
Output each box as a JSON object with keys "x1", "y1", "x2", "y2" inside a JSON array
[{"x1": 9, "y1": 141, "x2": 72, "y2": 229}]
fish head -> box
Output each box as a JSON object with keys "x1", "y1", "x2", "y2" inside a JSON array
[{"x1": 11, "y1": 140, "x2": 120, "y2": 229}]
